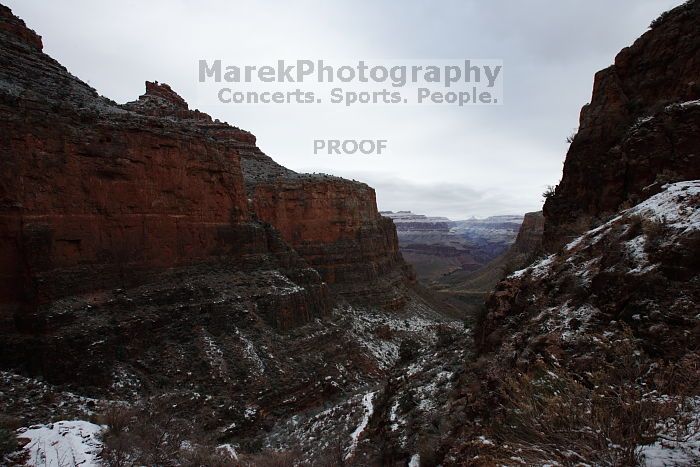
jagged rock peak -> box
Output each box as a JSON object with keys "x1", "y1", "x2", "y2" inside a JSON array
[
  {"x1": 125, "y1": 80, "x2": 196, "y2": 118},
  {"x1": 143, "y1": 81, "x2": 189, "y2": 109},
  {"x1": 0, "y1": 4, "x2": 42, "y2": 50}
]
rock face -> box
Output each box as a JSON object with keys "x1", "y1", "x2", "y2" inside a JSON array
[
  {"x1": 543, "y1": 0, "x2": 700, "y2": 250},
  {"x1": 0, "y1": 1, "x2": 430, "y2": 399},
  {"x1": 0, "y1": 4, "x2": 413, "y2": 321},
  {"x1": 124, "y1": 84, "x2": 415, "y2": 306},
  {"x1": 508, "y1": 210, "x2": 544, "y2": 258},
  {"x1": 253, "y1": 178, "x2": 413, "y2": 305}
]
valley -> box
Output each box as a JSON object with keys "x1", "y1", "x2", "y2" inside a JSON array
[{"x1": 1, "y1": 1, "x2": 699, "y2": 465}]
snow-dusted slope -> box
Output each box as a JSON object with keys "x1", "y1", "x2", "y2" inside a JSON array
[
  {"x1": 469, "y1": 180, "x2": 700, "y2": 464},
  {"x1": 513, "y1": 180, "x2": 700, "y2": 282}
]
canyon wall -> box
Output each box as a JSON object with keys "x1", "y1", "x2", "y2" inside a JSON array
[
  {"x1": 127, "y1": 82, "x2": 415, "y2": 308},
  {"x1": 253, "y1": 178, "x2": 414, "y2": 306},
  {"x1": 509, "y1": 211, "x2": 544, "y2": 258},
  {"x1": 0, "y1": 3, "x2": 427, "y2": 390},
  {"x1": 0, "y1": 3, "x2": 413, "y2": 326},
  {"x1": 543, "y1": 0, "x2": 700, "y2": 250},
  {"x1": 0, "y1": 7, "x2": 265, "y2": 312}
]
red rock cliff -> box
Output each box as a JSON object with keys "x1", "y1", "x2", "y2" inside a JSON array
[
  {"x1": 124, "y1": 83, "x2": 415, "y2": 308},
  {"x1": 0, "y1": 4, "x2": 412, "y2": 316},
  {"x1": 543, "y1": 0, "x2": 700, "y2": 249},
  {"x1": 253, "y1": 177, "x2": 414, "y2": 305},
  {"x1": 0, "y1": 5, "x2": 334, "y2": 329}
]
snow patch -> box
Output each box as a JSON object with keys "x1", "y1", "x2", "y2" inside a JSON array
[
  {"x1": 201, "y1": 332, "x2": 229, "y2": 380},
  {"x1": 345, "y1": 391, "x2": 375, "y2": 460},
  {"x1": 637, "y1": 396, "x2": 700, "y2": 466},
  {"x1": 235, "y1": 329, "x2": 265, "y2": 375},
  {"x1": 389, "y1": 399, "x2": 401, "y2": 432},
  {"x1": 631, "y1": 115, "x2": 654, "y2": 131},
  {"x1": 511, "y1": 254, "x2": 556, "y2": 279},
  {"x1": 216, "y1": 443, "x2": 239, "y2": 460},
  {"x1": 565, "y1": 215, "x2": 624, "y2": 251},
  {"x1": 666, "y1": 99, "x2": 700, "y2": 110},
  {"x1": 629, "y1": 181, "x2": 700, "y2": 233},
  {"x1": 17, "y1": 420, "x2": 104, "y2": 467},
  {"x1": 267, "y1": 270, "x2": 306, "y2": 296}
]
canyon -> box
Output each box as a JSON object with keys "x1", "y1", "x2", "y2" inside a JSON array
[
  {"x1": 1, "y1": 1, "x2": 699, "y2": 465},
  {"x1": 0, "y1": 4, "x2": 460, "y2": 463},
  {"x1": 382, "y1": 211, "x2": 522, "y2": 283}
]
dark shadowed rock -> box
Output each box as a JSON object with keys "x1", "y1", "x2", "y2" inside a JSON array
[{"x1": 543, "y1": 0, "x2": 700, "y2": 250}]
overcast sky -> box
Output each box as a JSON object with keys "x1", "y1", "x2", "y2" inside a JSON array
[{"x1": 6, "y1": 0, "x2": 684, "y2": 219}]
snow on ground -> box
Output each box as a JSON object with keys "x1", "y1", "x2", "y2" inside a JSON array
[
  {"x1": 408, "y1": 453, "x2": 421, "y2": 466},
  {"x1": 264, "y1": 387, "x2": 378, "y2": 459},
  {"x1": 625, "y1": 236, "x2": 657, "y2": 275},
  {"x1": 216, "y1": 443, "x2": 239, "y2": 460},
  {"x1": 17, "y1": 420, "x2": 104, "y2": 467},
  {"x1": 415, "y1": 370, "x2": 453, "y2": 411},
  {"x1": 558, "y1": 304, "x2": 598, "y2": 342},
  {"x1": 510, "y1": 254, "x2": 555, "y2": 279},
  {"x1": 637, "y1": 396, "x2": 700, "y2": 466},
  {"x1": 266, "y1": 270, "x2": 306, "y2": 296},
  {"x1": 476, "y1": 435, "x2": 495, "y2": 446},
  {"x1": 531, "y1": 300, "x2": 600, "y2": 343},
  {"x1": 340, "y1": 302, "x2": 462, "y2": 369},
  {"x1": 571, "y1": 257, "x2": 600, "y2": 285},
  {"x1": 629, "y1": 181, "x2": 700, "y2": 233},
  {"x1": 517, "y1": 181, "x2": 699, "y2": 283},
  {"x1": 201, "y1": 331, "x2": 229, "y2": 381},
  {"x1": 631, "y1": 115, "x2": 655, "y2": 130},
  {"x1": 667, "y1": 99, "x2": 700, "y2": 110},
  {"x1": 234, "y1": 328, "x2": 266, "y2": 375},
  {"x1": 345, "y1": 391, "x2": 375, "y2": 460},
  {"x1": 1, "y1": 372, "x2": 103, "y2": 423},
  {"x1": 389, "y1": 399, "x2": 401, "y2": 432},
  {"x1": 564, "y1": 214, "x2": 624, "y2": 252},
  {"x1": 261, "y1": 298, "x2": 463, "y2": 461},
  {"x1": 110, "y1": 365, "x2": 142, "y2": 397}
]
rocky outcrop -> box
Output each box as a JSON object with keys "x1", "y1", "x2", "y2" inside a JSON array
[
  {"x1": 253, "y1": 177, "x2": 414, "y2": 306},
  {"x1": 125, "y1": 86, "x2": 415, "y2": 308},
  {"x1": 124, "y1": 81, "x2": 414, "y2": 307},
  {"x1": 509, "y1": 211, "x2": 544, "y2": 257},
  {"x1": 543, "y1": 0, "x2": 700, "y2": 250}
]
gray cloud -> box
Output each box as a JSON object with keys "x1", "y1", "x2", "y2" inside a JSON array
[{"x1": 319, "y1": 171, "x2": 540, "y2": 219}]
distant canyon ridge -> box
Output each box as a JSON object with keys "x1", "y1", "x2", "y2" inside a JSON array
[{"x1": 381, "y1": 211, "x2": 524, "y2": 284}]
